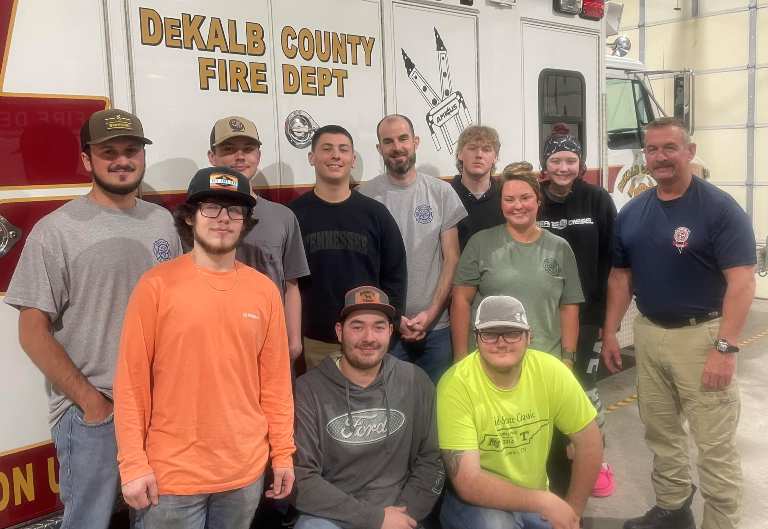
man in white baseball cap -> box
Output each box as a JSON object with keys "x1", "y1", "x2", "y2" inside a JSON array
[{"x1": 437, "y1": 295, "x2": 602, "y2": 529}]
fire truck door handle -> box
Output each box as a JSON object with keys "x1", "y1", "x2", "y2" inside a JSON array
[{"x1": 0, "y1": 215, "x2": 22, "y2": 258}]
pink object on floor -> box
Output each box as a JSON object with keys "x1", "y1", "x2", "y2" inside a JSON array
[{"x1": 592, "y1": 462, "x2": 615, "y2": 497}]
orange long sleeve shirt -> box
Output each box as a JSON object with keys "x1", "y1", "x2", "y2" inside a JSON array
[{"x1": 114, "y1": 253, "x2": 295, "y2": 494}]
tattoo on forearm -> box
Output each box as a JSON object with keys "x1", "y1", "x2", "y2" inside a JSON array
[{"x1": 441, "y1": 450, "x2": 465, "y2": 479}]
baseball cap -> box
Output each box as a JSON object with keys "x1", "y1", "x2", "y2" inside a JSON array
[
  {"x1": 80, "y1": 109, "x2": 152, "y2": 147},
  {"x1": 210, "y1": 116, "x2": 262, "y2": 148},
  {"x1": 340, "y1": 286, "x2": 396, "y2": 322},
  {"x1": 474, "y1": 296, "x2": 530, "y2": 331},
  {"x1": 186, "y1": 166, "x2": 257, "y2": 207}
]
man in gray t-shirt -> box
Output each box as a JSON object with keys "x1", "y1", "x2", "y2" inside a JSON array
[
  {"x1": 208, "y1": 116, "x2": 310, "y2": 361},
  {"x1": 359, "y1": 114, "x2": 466, "y2": 383},
  {"x1": 4, "y1": 109, "x2": 181, "y2": 529}
]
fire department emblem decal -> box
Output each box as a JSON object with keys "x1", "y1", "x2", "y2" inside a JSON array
[{"x1": 673, "y1": 227, "x2": 691, "y2": 254}]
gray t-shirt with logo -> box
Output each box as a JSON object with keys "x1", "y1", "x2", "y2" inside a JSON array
[
  {"x1": 4, "y1": 196, "x2": 182, "y2": 427},
  {"x1": 237, "y1": 196, "x2": 309, "y2": 297},
  {"x1": 359, "y1": 172, "x2": 467, "y2": 329}
]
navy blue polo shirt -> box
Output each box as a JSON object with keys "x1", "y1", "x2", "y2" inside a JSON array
[{"x1": 614, "y1": 177, "x2": 755, "y2": 320}]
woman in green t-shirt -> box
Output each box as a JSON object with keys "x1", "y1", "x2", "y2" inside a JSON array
[{"x1": 450, "y1": 162, "x2": 584, "y2": 360}]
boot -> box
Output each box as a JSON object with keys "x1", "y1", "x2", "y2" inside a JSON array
[{"x1": 623, "y1": 485, "x2": 697, "y2": 529}]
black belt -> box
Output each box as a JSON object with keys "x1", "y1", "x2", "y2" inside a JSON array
[{"x1": 645, "y1": 312, "x2": 721, "y2": 329}]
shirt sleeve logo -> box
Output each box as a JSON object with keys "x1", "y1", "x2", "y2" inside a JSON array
[
  {"x1": 152, "y1": 239, "x2": 172, "y2": 262},
  {"x1": 673, "y1": 226, "x2": 691, "y2": 254},
  {"x1": 414, "y1": 204, "x2": 434, "y2": 224}
]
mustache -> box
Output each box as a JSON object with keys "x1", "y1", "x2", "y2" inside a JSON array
[{"x1": 109, "y1": 164, "x2": 136, "y2": 172}]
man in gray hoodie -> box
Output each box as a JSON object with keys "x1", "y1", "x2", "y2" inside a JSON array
[{"x1": 293, "y1": 286, "x2": 444, "y2": 529}]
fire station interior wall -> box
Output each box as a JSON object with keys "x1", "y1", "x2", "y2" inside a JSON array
[{"x1": 2, "y1": 1, "x2": 109, "y2": 97}]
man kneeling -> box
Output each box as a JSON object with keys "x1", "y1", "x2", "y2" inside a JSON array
[
  {"x1": 437, "y1": 296, "x2": 602, "y2": 529},
  {"x1": 293, "y1": 286, "x2": 444, "y2": 529}
]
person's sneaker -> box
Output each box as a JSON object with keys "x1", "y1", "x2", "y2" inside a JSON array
[
  {"x1": 592, "y1": 462, "x2": 615, "y2": 497},
  {"x1": 623, "y1": 485, "x2": 697, "y2": 529}
]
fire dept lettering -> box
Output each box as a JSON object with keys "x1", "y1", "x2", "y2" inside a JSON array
[
  {"x1": 138, "y1": 7, "x2": 376, "y2": 97},
  {"x1": 479, "y1": 417, "x2": 549, "y2": 454},
  {"x1": 326, "y1": 409, "x2": 406, "y2": 445}
]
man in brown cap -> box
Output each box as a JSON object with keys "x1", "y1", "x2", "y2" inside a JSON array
[
  {"x1": 208, "y1": 116, "x2": 309, "y2": 362},
  {"x1": 4, "y1": 108, "x2": 181, "y2": 529}
]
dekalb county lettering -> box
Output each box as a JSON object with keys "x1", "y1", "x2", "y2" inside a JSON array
[
  {"x1": 326, "y1": 409, "x2": 406, "y2": 445},
  {"x1": 138, "y1": 7, "x2": 376, "y2": 96}
]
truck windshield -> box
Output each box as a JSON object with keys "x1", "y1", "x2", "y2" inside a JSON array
[{"x1": 606, "y1": 78, "x2": 653, "y2": 150}]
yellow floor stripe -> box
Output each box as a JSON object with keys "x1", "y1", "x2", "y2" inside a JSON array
[{"x1": 604, "y1": 327, "x2": 768, "y2": 414}]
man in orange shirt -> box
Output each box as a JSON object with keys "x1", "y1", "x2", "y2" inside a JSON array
[{"x1": 114, "y1": 166, "x2": 295, "y2": 529}]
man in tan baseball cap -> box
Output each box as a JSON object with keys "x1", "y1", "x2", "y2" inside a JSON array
[{"x1": 207, "y1": 116, "x2": 309, "y2": 363}]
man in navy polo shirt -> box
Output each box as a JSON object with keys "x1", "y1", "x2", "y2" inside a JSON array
[{"x1": 602, "y1": 118, "x2": 756, "y2": 529}]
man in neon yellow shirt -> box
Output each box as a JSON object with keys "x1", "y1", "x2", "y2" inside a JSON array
[{"x1": 437, "y1": 296, "x2": 602, "y2": 529}]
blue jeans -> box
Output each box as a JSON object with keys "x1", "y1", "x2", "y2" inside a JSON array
[
  {"x1": 440, "y1": 490, "x2": 553, "y2": 529},
  {"x1": 390, "y1": 326, "x2": 452, "y2": 383},
  {"x1": 135, "y1": 477, "x2": 264, "y2": 529},
  {"x1": 295, "y1": 515, "x2": 344, "y2": 529},
  {"x1": 51, "y1": 405, "x2": 121, "y2": 529}
]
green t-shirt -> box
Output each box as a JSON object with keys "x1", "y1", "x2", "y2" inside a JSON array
[
  {"x1": 436, "y1": 349, "x2": 596, "y2": 490},
  {"x1": 455, "y1": 225, "x2": 584, "y2": 355}
]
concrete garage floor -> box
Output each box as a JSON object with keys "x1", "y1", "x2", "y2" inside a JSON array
[{"x1": 583, "y1": 299, "x2": 768, "y2": 529}]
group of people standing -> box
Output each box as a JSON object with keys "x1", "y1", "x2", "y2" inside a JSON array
[{"x1": 5, "y1": 107, "x2": 755, "y2": 529}]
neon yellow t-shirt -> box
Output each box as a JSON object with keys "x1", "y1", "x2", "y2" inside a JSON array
[{"x1": 437, "y1": 349, "x2": 596, "y2": 490}]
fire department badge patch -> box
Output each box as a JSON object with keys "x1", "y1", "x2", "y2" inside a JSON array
[{"x1": 673, "y1": 226, "x2": 691, "y2": 254}]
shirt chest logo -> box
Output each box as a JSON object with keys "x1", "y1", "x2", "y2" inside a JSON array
[
  {"x1": 673, "y1": 226, "x2": 691, "y2": 254},
  {"x1": 542, "y1": 257, "x2": 561, "y2": 276},
  {"x1": 153, "y1": 239, "x2": 172, "y2": 262},
  {"x1": 326, "y1": 408, "x2": 405, "y2": 445},
  {"x1": 414, "y1": 204, "x2": 434, "y2": 224}
]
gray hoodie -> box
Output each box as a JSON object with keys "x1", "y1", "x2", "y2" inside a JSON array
[{"x1": 293, "y1": 354, "x2": 444, "y2": 529}]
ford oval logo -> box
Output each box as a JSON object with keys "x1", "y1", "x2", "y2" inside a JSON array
[{"x1": 326, "y1": 408, "x2": 406, "y2": 445}]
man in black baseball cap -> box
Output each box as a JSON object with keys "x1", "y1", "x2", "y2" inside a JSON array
[
  {"x1": 174, "y1": 166, "x2": 257, "y2": 251},
  {"x1": 292, "y1": 285, "x2": 443, "y2": 529}
]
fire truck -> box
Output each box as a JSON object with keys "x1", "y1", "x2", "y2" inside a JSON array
[{"x1": 0, "y1": 1, "x2": 691, "y2": 526}]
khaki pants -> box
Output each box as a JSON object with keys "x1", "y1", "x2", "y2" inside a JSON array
[
  {"x1": 302, "y1": 337, "x2": 340, "y2": 370},
  {"x1": 634, "y1": 316, "x2": 741, "y2": 529}
]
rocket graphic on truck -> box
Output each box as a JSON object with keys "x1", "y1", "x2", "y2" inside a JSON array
[{"x1": 401, "y1": 28, "x2": 473, "y2": 153}]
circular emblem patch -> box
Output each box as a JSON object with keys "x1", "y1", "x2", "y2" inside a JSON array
[
  {"x1": 414, "y1": 204, "x2": 434, "y2": 224},
  {"x1": 543, "y1": 257, "x2": 561, "y2": 276},
  {"x1": 153, "y1": 239, "x2": 172, "y2": 262},
  {"x1": 229, "y1": 118, "x2": 245, "y2": 132},
  {"x1": 673, "y1": 226, "x2": 691, "y2": 254}
]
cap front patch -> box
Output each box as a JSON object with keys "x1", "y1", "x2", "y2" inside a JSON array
[
  {"x1": 104, "y1": 114, "x2": 133, "y2": 131},
  {"x1": 229, "y1": 118, "x2": 245, "y2": 132},
  {"x1": 355, "y1": 289, "x2": 380, "y2": 304},
  {"x1": 209, "y1": 173, "x2": 238, "y2": 190}
]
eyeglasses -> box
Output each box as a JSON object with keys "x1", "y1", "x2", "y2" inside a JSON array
[
  {"x1": 477, "y1": 330, "x2": 525, "y2": 344},
  {"x1": 198, "y1": 202, "x2": 247, "y2": 221}
]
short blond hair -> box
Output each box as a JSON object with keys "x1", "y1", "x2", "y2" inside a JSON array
[
  {"x1": 456, "y1": 126, "x2": 501, "y2": 174},
  {"x1": 644, "y1": 117, "x2": 691, "y2": 144}
]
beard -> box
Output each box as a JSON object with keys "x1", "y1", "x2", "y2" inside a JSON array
[
  {"x1": 342, "y1": 341, "x2": 388, "y2": 370},
  {"x1": 91, "y1": 165, "x2": 144, "y2": 196},
  {"x1": 192, "y1": 226, "x2": 245, "y2": 255},
  {"x1": 383, "y1": 151, "x2": 416, "y2": 176}
]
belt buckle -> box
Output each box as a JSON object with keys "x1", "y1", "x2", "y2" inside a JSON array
[{"x1": 689, "y1": 317, "x2": 697, "y2": 326}]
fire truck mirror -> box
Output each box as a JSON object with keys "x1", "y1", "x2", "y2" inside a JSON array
[{"x1": 0, "y1": 215, "x2": 22, "y2": 258}]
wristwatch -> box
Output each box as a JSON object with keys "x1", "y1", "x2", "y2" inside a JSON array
[
  {"x1": 561, "y1": 350, "x2": 577, "y2": 363},
  {"x1": 714, "y1": 338, "x2": 739, "y2": 354}
]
